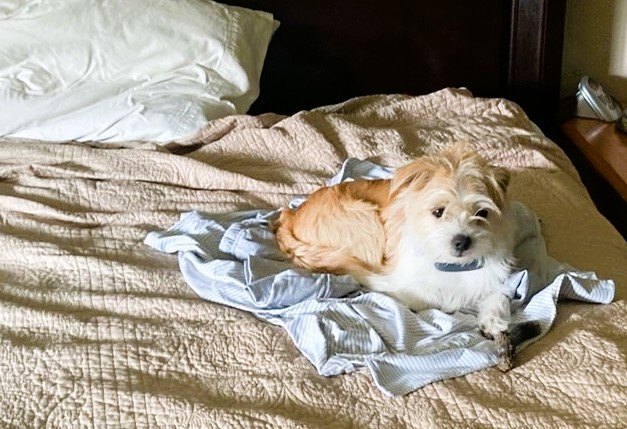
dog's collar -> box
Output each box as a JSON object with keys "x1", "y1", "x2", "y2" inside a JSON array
[{"x1": 434, "y1": 258, "x2": 485, "y2": 272}]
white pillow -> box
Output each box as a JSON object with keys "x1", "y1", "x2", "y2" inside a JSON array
[{"x1": 0, "y1": 0, "x2": 276, "y2": 142}]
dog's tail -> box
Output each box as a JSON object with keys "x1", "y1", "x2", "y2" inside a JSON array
[{"x1": 273, "y1": 209, "x2": 375, "y2": 279}]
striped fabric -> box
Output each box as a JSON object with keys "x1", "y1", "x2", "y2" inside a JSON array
[{"x1": 144, "y1": 159, "x2": 615, "y2": 396}]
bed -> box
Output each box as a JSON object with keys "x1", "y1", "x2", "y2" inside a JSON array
[{"x1": 1, "y1": 0, "x2": 625, "y2": 428}]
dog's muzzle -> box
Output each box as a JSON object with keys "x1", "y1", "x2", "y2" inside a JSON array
[{"x1": 451, "y1": 234, "x2": 472, "y2": 256}]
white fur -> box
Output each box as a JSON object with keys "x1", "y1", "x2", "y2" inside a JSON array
[
  {"x1": 361, "y1": 200, "x2": 515, "y2": 338},
  {"x1": 275, "y1": 143, "x2": 517, "y2": 338}
]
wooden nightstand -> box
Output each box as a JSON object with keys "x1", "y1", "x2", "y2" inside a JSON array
[{"x1": 561, "y1": 118, "x2": 627, "y2": 200}]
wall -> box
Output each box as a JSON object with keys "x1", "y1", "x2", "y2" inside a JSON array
[{"x1": 561, "y1": 0, "x2": 627, "y2": 104}]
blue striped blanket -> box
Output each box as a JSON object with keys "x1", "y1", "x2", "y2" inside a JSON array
[{"x1": 144, "y1": 159, "x2": 615, "y2": 396}]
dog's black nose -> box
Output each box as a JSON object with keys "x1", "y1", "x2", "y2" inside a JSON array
[{"x1": 452, "y1": 234, "x2": 472, "y2": 253}]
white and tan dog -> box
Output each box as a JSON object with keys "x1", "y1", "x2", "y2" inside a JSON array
[{"x1": 274, "y1": 142, "x2": 516, "y2": 340}]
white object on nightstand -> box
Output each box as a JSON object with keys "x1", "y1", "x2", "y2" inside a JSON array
[{"x1": 575, "y1": 76, "x2": 623, "y2": 122}]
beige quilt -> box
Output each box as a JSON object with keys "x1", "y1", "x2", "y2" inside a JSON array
[{"x1": 1, "y1": 88, "x2": 625, "y2": 428}]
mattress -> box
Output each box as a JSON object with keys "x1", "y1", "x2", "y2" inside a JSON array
[{"x1": 0, "y1": 88, "x2": 625, "y2": 428}]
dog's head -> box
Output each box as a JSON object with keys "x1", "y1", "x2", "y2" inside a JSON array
[{"x1": 388, "y1": 142, "x2": 513, "y2": 264}]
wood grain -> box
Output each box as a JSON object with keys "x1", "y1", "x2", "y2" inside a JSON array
[{"x1": 561, "y1": 118, "x2": 627, "y2": 200}]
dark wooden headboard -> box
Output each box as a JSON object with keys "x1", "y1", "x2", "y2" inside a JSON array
[{"x1": 228, "y1": 0, "x2": 566, "y2": 130}]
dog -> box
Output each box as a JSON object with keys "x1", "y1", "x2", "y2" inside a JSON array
[{"x1": 274, "y1": 142, "x2": 516, "y2": 343}]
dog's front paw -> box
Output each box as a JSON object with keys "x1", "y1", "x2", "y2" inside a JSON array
[
  {"x1": 478, "y1": 293, "x2": 510, "y2": 340},
  {"x1": 479, "y1": 317, "x2": 509, "y2": 340}
]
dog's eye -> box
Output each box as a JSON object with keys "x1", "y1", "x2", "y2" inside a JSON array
[
  {"x1": 432, "y1": 207, "x2": 445, "y2": 218},
  {"x1": 475, "y1": 209, "x2": 489, "y2": 219}
]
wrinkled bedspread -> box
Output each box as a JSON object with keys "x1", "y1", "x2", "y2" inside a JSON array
[{"x1": 1, "y1": 88, "x2": 626, "y2": 428}]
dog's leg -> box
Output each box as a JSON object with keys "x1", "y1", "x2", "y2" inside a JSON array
[
  {"x1": 477, "y1": 292, "x2": 510, "y2": 339},
  {"x1": 478, "y1": 293, "x2": 513, "y2": 371}
]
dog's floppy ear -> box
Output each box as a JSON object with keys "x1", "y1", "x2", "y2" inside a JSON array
[
  {"x1": 390, "y1": 158, "x2": 435, "y2": 196},
  {"x1": 487, "y1": 166, "x2": 510, "y2": 209},
  {"x1": 494, "y1": 166, "x2": 510, "y2": 192}
]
